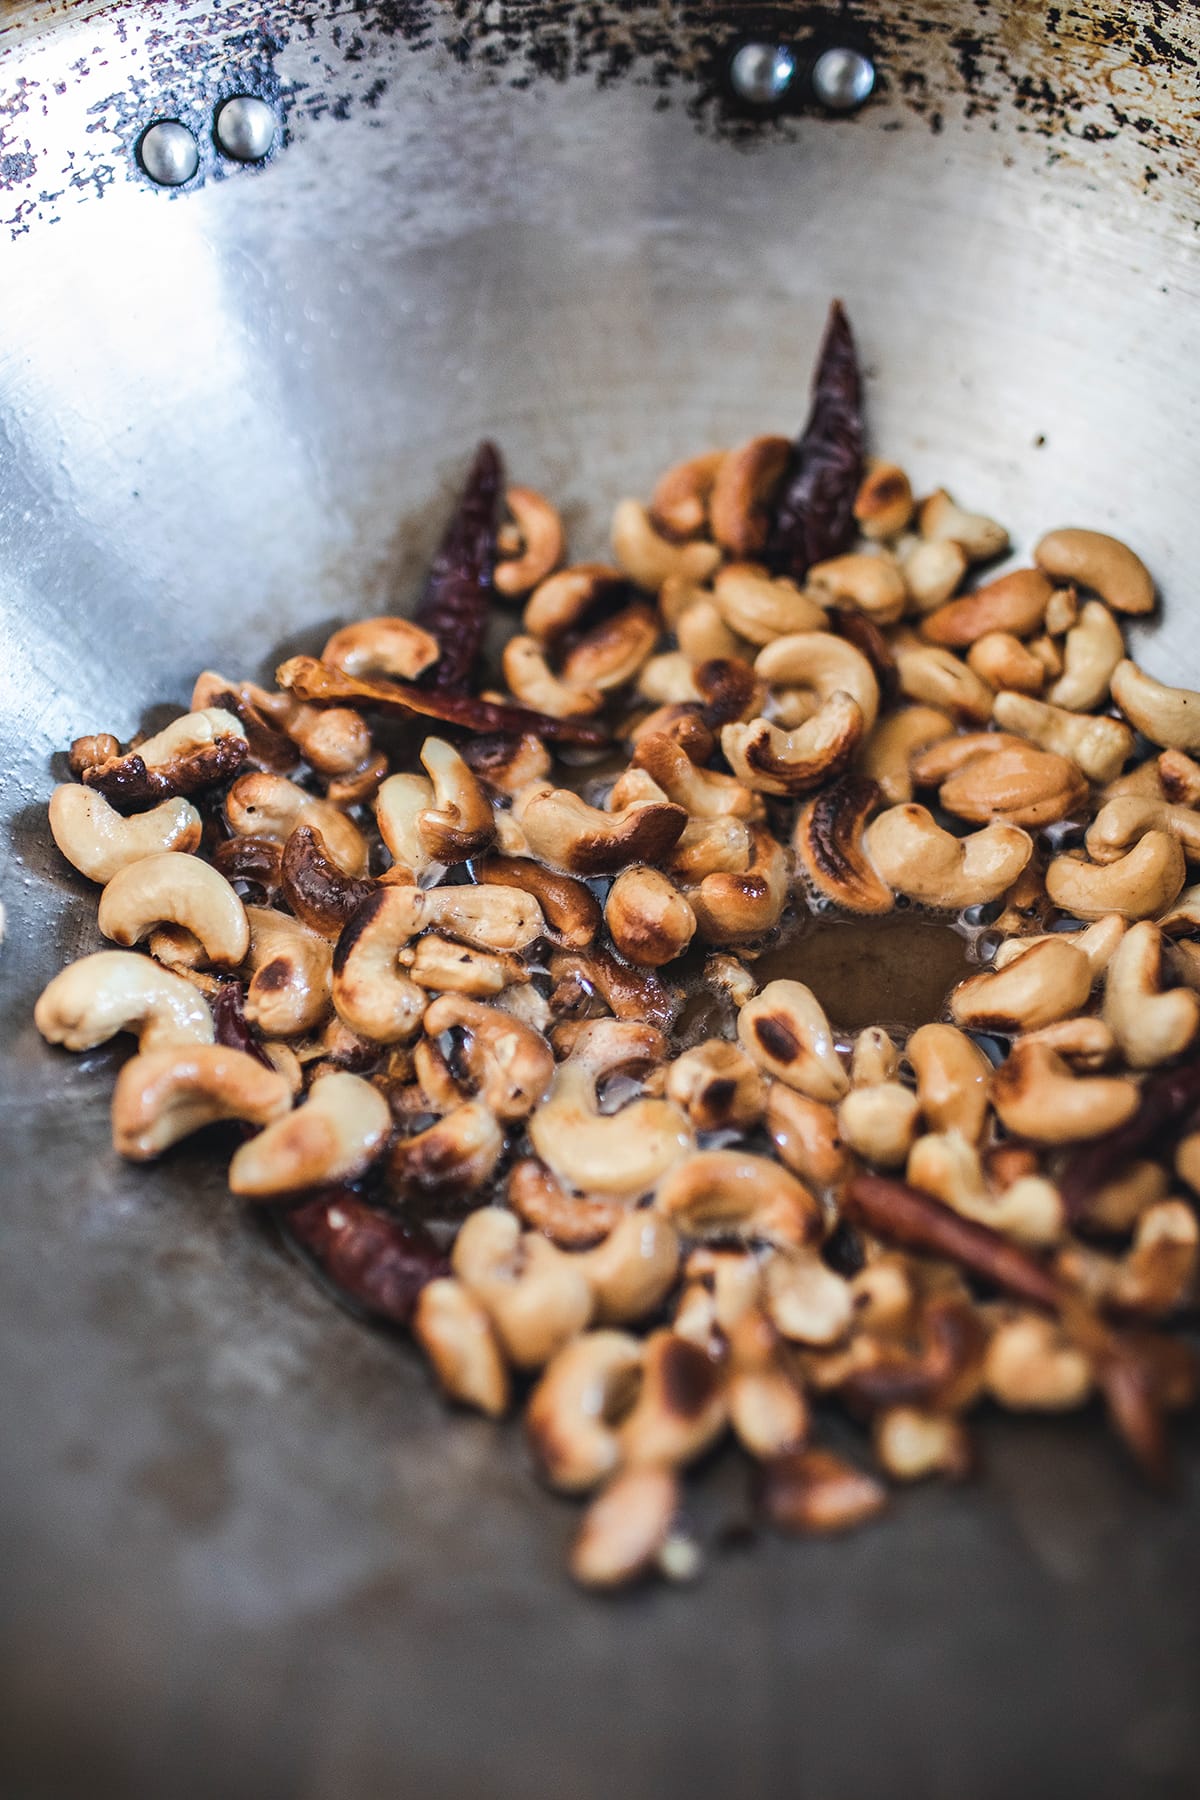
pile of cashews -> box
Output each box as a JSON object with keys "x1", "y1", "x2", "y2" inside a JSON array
[{"x1": 34, "y1": 435, "x2": 1200, "y2": 1590}]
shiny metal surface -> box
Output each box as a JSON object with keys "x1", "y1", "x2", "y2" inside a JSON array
[
  {"x1": 811, "y1": 47, "x2": 877, "y2": 113},
  {"x1": 214, "y1": 96, "x2": 278, "y2": 165},
  {"x1": 137, "y1": 119, "x2": 200, "y2": 187},
  {"x1": 1, "y1": 5, "x2": 1199, "y2": 1798}
]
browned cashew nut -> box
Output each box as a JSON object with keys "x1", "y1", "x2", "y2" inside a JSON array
[
  {"x1": 494, "y1": 486, "x2": 566, "y2": 598},
  {"x1": 793, "y1": 777, "x2": 893, "y2": 915},
  {"x1": 507, "y1": 1158, "x2": 625, "y2": 1250},
  {"x1": 502, "y1": 635, "x2": 603, "y2": 719},
  {"x1": 709, "y1": 435, "x2": 790, "y2": 558},
  {"x1": 560, "y1": 604, "x2": 659, "y2": 693},
  {"x1": 665, "y1": 1039, "x2": 766, "y2": 1132},
  {"x1": 243, "y1": 905, "x2": 333, "y2": 1037},
  {"x1": 1102, "y1": 921, "x2": 1200, "y2": 1068},
  {"x1": 225, "y1": 771, "x2": 368, "y2": 876},
  {"x1": 1110, "y1": 660, "x2": 1200, "y2": 752},
  {"x1": 919, "y1": 568, "x2": 1052, "y2": 647},
  {"x1": 413, "y1": 1279, "x2": 511, "y2": 1417},
  {"x1": 765, "y1": 1086, "x2": 848, "y2": 1190},
  {"x1": 48, "y1": 786, "x2": 202, "y2": 885},
  {"x1": 738, "y1": 979, "x2": 848, "y2": 1102},
  {"x1": 906, "y1": 1023, "x2": 991, "y2": 1143},
  {"x1": 612, "y1": 500, "x2": 721, "y2": 593},
  {"x1": 990, "y1": 1041, "x2": 1138, "y2": 1145},
  {"x1": 721, "y1": 694, "x2": 864, "y2": 798},
  {"x1": 632, "y1": 731, "x2": 761, "y2": 820},
  {"x1": 99, "y1": 852, "x2": 249, "y2": 969},
  {"x1": 36, "y1": 951, "x2": 214, "y2": 1054},
  {"x1": 619, "y1": 1328, "x2": 729, "y2": 1469},
  {"x1": 713, "y1": 563, "x2": 827, "y2": 644},
  {"x1": 475, "y1": 854, "x2": 600, "y2": 949},
  {"x1": 79, "y1": 708, "x2": 248, "y2": 808},
  {"x1": 967, "y1": 632, "x2": 1047, "y2": 696},
  {"x1": 421, "y1": 994, "x2": 554, "y2": 1121},
  {"x1": 896, "y1": 645, "x2": 994, "y2": 724},
  {"x1": 570, "y1": 1214, "x2": 682, "y2": 1327},
  {"x1": 321, "y1": 616, "x2": 440, "y2": 680},
  {"x1": 949, "y1": 939, "x2": 1094, "y2": 1033},
  {"x1": 111, "y1": 1044, "x2": 292, "y2": 1159},
  {"x1": 527, "y1": 1330, "x2": 645, "y2": 1493},
  {"x1": 687, "y1": 823, "x2": 788, "y2": 944},
  {"x1": 654, "y1": 1150, "x2": 823, "y2": 1250},
  {"x1": 807, "y1": 554, "x2": 907, "y2": 625},
  {"x1": 649, "y1": 449, "x2": 726, "y2": 541},
  {"x1": 387, "y1": 1100, "x2": 504, "y2": 1200},
  {"x1": 452, "y1": 1208, "x2": 593, "y2": 1369},
  {"x1": 863, "y1": 805, "x2": 1032, "y2": 909},
  {"x1": 1034, "y1": 527, "x2": 1155, "y2": 616},
  {"x1": 513, "y1": 782, "x2": 686, "y2": 876},
  {"x1": 854, "y1": 460, "x2": 914, "y2": 539},
  {"x1": 605, "y1": 866, "x2": 696, "y2": 967},
  {"x1": 229, "y1": 1071, "x2": 391, "y2": 1197},
  {"x1": 331, "y1": 889, "x2": 443, "y2": 1044},
  {"x1": 1045, "y1": 831, "x2": 1186, "y2": 922},
  {"x1": 415, "y1": 737, "x2": 496, "y2": 862}
]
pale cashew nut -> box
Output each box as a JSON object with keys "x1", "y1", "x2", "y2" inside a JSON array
[
  {"x1": 527, "y1": 1330, "x2": 644, "y2": 1492},
  {"x1": 35, "y1": 951, "x2": 214, "y2": 1054},
  {"x1": 422, "y1": 993, "x2": 554, "y2": 1120},
  {"x1": 1086, "y1": 796, "x2": 1200, "y2": 866},
  {"x1": 99, "y1": 852, "x2": 249, "y2": 968},
  {"x1": 413, "y1": 1279, "x2": 510, "y2": 1418},
  {"x1": 900, "y1": 538, "x2": 969, "y2": 611},
  {"x1": 920, "y1": 568, "x2": 1051, "y2": 648},
  {"x1": 721, "y1": 695, "x2": 864, "y2": 797},
  {"x1": 966, "y1": 633, "x2": 1046, "y2": 695},
  {"x1": 494, "y1": 486, "x2": 566, "y2": 598},
  {"x1": 918, "y1": 489, "x2": 1009, "y2": 562},
  {"x1": 726, "y1": 1307, "x2": 809, "y2": 1460},
  {"x1": 529, "y1": 1019, "x2": 694, "y2": 1202},
  {"x1": 738, "y1": 979, "x2": 848, "y2": 1102},
  {"x1": 243, "y1": 905, "x2": 332, "y2": 1036},
  {"x1": 228, "y1": 1071, "x2": 390, "y2": 1197},
  {"x1": 225, "y1": 771, "x2": 368, "y2": 876},
  {"x1": 321, "y1": 615, "x2": 439, "y2": 680},
  {"x1": 375, "y1": 773, "x2": 437, "y2": 882},
  {"x1": 837, "y1": 1083, "x2": 921, "y2": 1169},
  {"x1": 1102, "y1": 921, "x2": 1200, "y2": 1068},
  {"x1": 896, "y1": 645, "x2": 994, "y2": 724},
  {"x1": 873, "y1": 1409, "x2": 971, "y2": 1482},
  {"x1": 416, "y1": 737, "x2": 495, "y2": 862},
  {"x1": 654, "y1": 1149, "x2": 823, "y2": 1249},
  {"x1": 665, "y1": 1039, "x2": 766, "y2": 1132},
  {"x1": 669, "y1": 594, "x2": 740, "y2": 663},
  {"x1": 1110, "y1": 659, "x2": 1200, "y2": 751},
  {"x1": 569, "y1": 1466, "x2": 683, "y2": 1590},
  {"x1": 755, "y1": 631, "x2": 880, "y2": 732},
  {"x1": 992, "y1": 689, "x2": 1134, "y2": 784},
  {"x1": 907, "y1": 1131, "x2": 1063, "y2": 1247},
  {"x1": 708, "y1": 435, "x2": 790, "y2": 558},
  {"x1": 387, "y1": 1100, "x2": 504, "y2": 1199},
  {"x1": 649, "y1": 449, "x2": 726, "y2": 540},
  {"x1": 1045, "y1": 832, "x2": 1185, "y2": 922},
  {"x1": 985, "y1": 1314, "x2": 1092, "y2": 1410},
  {"x1": 1034, "y1": 527, "x2": 1154, "y2": 616},
  {"x1": 863, "y1": 805, "x2": 1032, "y2": 909},
  {"x1": 451, "y1": 1209, "x2": 594, "y2": 1369},
  {"x1": 636, "y1": 651, "x2": 703, "y2": 706},
  {"x1": 1046, "y1": 601, "x2": 1125, "y2": 711},
  {"x1": 763, "y1": 1251, "x2": 854, "y2": 1347},
  {"x1": 611, "y1": 499, "x2": 721, "y2": 593},
  {"x1": 48, "y1": 786, "x2": 202, "y2": 885},
  {"x1": 906, "y1": 1023, "x2": 992, "y2": 1143},
  {"x1": 857, "y1": 704, "x2": 953, "y2": 804},
  {"x1": 992, "y1": 913, "x2": 1127, "y2": 978},
  {"x1": 501, "y1": 635, "x2": 603, "y2": 719},
  {"x1": 853, "y1": 459, "x2": 914, "y2": 539},
  {"x1": 807, "y1": 553, "x2": 907, "y2": 625},
  {"x1": 605, "y1": 866, "x2": 696, "y2": 967},
  {"x1": 570, "y1": 1213, "x2": 681, "y2": 1326},
  {"x1": 713, "y1": 563, "x2": 827, "y2": 644},
  {"x1": 990, "y1": 1041, "x2": 1138, "y2": 1144},
  {"x1": 513, "y1": 782, "x2": 685, "y2": 876},
  {"x1": 949, "y1": 938, "x2": 1093, "y2": 1032},
  {"x1": 111, "y1": 1044, "x2": 291, "y2": 1159}
]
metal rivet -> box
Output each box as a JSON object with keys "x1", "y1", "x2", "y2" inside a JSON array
[
  {"x1": 811, "y1": 46, "x2": 876, "y2": 113},
  {"x1": 728, "y1": 42, "x2": 796, "y2": 107},
  {"x1": 214, "y1": 95, "x2": 279, "y2": 163},
  {"x1": 138, "y1": 120, "x2": 199, "y2": 187}
]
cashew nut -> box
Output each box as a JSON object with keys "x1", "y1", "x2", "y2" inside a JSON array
[
  {"x1": 665, "y1": 1039, "x2": 766, "y2": 1132},
  {"x1": 569, "y1": 1466, "x2": 683, "y2": 1590},
  {"x1": 98, "y1": 852, "x2": 249, "y2": 968},
  {"x1": 793, "y1": 776, "x2": 893, "y2": 915},
  {"x1": 1034, "y1": 527, "x2": 1154, "y2": 616},
  {"x1": 708, "y1": 435, "x2": 790, "y2": 558},
  {"x1": 422, "y1": 993, "x2": 554, "y2": 1120},
  {"x1": 451, "y1": 1209, "x2": 594, "y2": 1369},
  {"x1": 966, "y1": 633, "x2": 1046, "y2": 696},
  {"x1": 1110, "y1": 658, "x2": 1200, "y2": 752},
  {"x1": 35, "y1": 950, "x2": 214, "y2": 1054},
  {"x1": 523, "y1": 563, "x2": 626, "y2": 644},
  {"x1": 571, "y1": 1213, "x2": 681, "y2": 1326},
  {"x1": 918, "y1": 489, "x2": 1008, "y2": 562},
  {"x1": 415, "y1": 737, "x2": 495, "y2": 863},
  {"x1": 949, "y1": 938, "x2": 1093, "y2": 1032},
  {"x1": 713, "y1": 563, "x2": 827, "y2": 644},
  {"x1": 605, "y1": 866, "x2": 695, "y2": 967},
  {"x1": 765, "y1": 1085, "x2": 847, "y2": 1190},
  {"x1": 228, "y1": 1071, "x2": 390, "y2": 1197},
  {"x1": 857, "y1": 704, "x2": 953, "y2": 804},
  {"x1": 985, "y1": 1313, "x2": 1092, "y2": 1411},
  {"x1": 1045, "y1": 601, "x2": 1125, "y2": 711},
  {"x1": 721, "y1": 695, "x2": 864, "y2": 797},
  {"x1": 494, "y1": 486, "x2": 566, "y2": 598},
  {"x1": 920, "y1": 568, "x2": 1051, "y2": 648},
  {"x1": 992, "y1": 689, "x2": 1134, "y2": 784},
  {"x1": 513, "y1": 782, "x2": 685, "y2": 876},
  {"x1": 502, "y1": 634, "x2": 603, "y2": 718},
  {"x1": 611, "y1": 499, "x2": 721, "y2": 592},
  {"x1": 387, "y1": 1100, "x2": 504, "y2": 1199},
  {"x1": 226, "y1": 771, "x2": 368, "y2": 876},
  {"x1": 807, "y1": 553, "x2": 907, "y2": 625},
  {"x1": 896, "y1": 644, "x2": 994, "y2": 723},
  {"x1": 992, "y1": 913, "x2": 1128, "y2": 978},
  {"x1": 763, "y1": 1250, "x2": 854, "y2": 1347},
  {"x1": 413, "y1": 1279, "x2": 510, "y2": 1418},
  {"x1": 321, "y1": 615, "x2": 439, "y2": 680},
  {"x1": 79, "y1": 707, "x2": 248, "y2": 806},
  {"x1": 755, "y1": 630, "x2": 880, "y2": 732},
  {"x1": 936, "y1": 742, "x2": 1087, "y2": 828},
  {"x1": 111, "y1": 1044, "x2": 292, "y2": 1159},
  {"x1": 906, "y1": 1023, "x2": 992, "y2": 1143},
  {"x1": 649, "y1": 449, "x2": 726, "y2": 540},
  {"x1": 654, "y1": 1149, "x2": 823, "y2": 1249},
  {"x1": 990, "y1": 1041, "x2": 1138, "y2": 1144},
  {"x1": 1086, "y1": 796, "x2": 1200, "y2": 866},
  {"x1": 854, "y1": 459, "x2": 914, "y2": 539},
  {"x1": 526, "y1": 1330, "x2": 645, "y2": 1492},
  {"x1": 619, "y1": 1327, "x2": 729, "y2": 1469},
  {"x1": 672, "y1": 594, "x2": 741, "y2": 663},
  {"x1": 560, "y1": 603, "x2": 659, "y2": 693},
  {"x1": 331, "y1": 890, "x2": 429, "y2": 1043},
  {"x1": 1045, "y1": 832, "x2": 1185, "y2": 922},
  {"x1": 837, "y1": 1083, "x2": 921, "y2": 1169},
  {"x1": 242, "y1": 905, "x2": 332, "y2": 1036},
  {"x1": 908, "y1": 1131, "x2": 1063, "y2": 1247},
  {"x1": 1102, "y1": 921, "x2": 1200, "y2": 1068},
  {"x1": 900, "y1": 538, "x2": 969, "y2": 611},
  {"x1": 476, "y1": 854, "x2": 600, "y2": 949},
  {"x1": 863, "y1": 805, "x2": 1032, "y2": 909},
  {"x1": 738, "y1": 979, "x2": 848, "y2": 1102},
  {"x1": 632, "y1": 730, "x2": 761, "y2": 819},
  {"x1": 48, "y1": 786, "x2": 202, "y2": 885}
]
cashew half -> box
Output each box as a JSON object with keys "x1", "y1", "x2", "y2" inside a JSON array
[
  {"x1": 241, "y1": 906, "x2": 333, "y2": 1037},
  {"x1": 229, "y1": 1071, "x2": 391, "y2": 1197},
  {"x1": 1034, "y1": 527, "x2": 1154, "y2": 616},
  {"x1": 992, "y1": 690, "x2": 1134, "y2": 784},
  {"x1": 721, "y1": 694, "x2": 864, "y2": 797},
  {"x1": 452, "y1": 1209, "x2": 594, "y2": 1369},
  {"x1": 413, "y1": 1279, "x2": 510, "y2": 1418},
  {"x1": 854, "y1": 459, "x2": 914, "y2": 539},
  {"x1": 99, "y1": 852, "x2": 249, "y2": 968},
  {"x1": 918, "y1": 489, "x2": 1008, "y2": 562},
  {"x1": 422, "y1": 993, "x2": 554, "y2": 1121},
  {"x1": 513, "y1": 782, "x2": 686, "y2": 876},
  {"x1": 494, "y1": 486, "x2": 566, "y2": 598},
  {"x1": 1102, "y1": 921, "x2": 1200, "y2": 1069},
  {"x1": 949, "y1": 938, "x2": 1093, "y2": 1032},
  {"x1": 863, "y1": 805, "x2": 1032, "y2": 909},
  {"x1": 112, "y1": 1044, "x2": 292, "y2": 1159},
  {"x1": 48, "y1": 786, "x2": 202, "y2": 885},
  {"x1": 605, "y1": 866, "x2": 696, "y2": 967},
  {"x1": 226, "y1": 771, "x2": 368, "y2": 876},
  {"x1": 920, "y1": 568, "x2": 1051, "y2": 648},
  {"x1": 1047, "y1": 601, "x2": 1125, "y2": 711},
  {"x1": 1110, "y1": 659, "x2": 1200, "y2": 752},
  {"x1": 36, "y1": 951, "x2": 214, "y2": 1054},
  {"x1": 754, "y1": 630, "x2": 880, "y2": 732},
  {"x1": 738, "y1": 979, "x2": 848, "y2": 1102},
  {"x1": 713, "y1": 563, "x2": 826, "y2": 644}
]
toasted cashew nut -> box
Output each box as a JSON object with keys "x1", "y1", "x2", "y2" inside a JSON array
[
  {"x1": 1034, "y1": 527, "x2": 1154, "y2": 616},
  {"x1": 906, "y1": 1023, "x2": 992, "y2": 1143},
  {"x1": 226, "y1": 772, "x2": 368, "y2": 876},
  {"x1": 619, "y1": 1327, "x2": 728, "y2": 1469},
  {"x1": 721, "y1": 695, "x2": 864, "y2": 798},
  {"x1": 895, "y1": 644, "x2": 994, "y2": 724},
  {"x1": 1102, "y1": 921, "x2": 1200, "y2": 1068},
  {"x1": 632, "y1": 731, "x2": 761, "y2": 820},
  {"x1": 712, "y1": 563, "x2": 826, "y2": 644},
  {"x1": 48, "y1": 786, "x2": 202, "y2": 885},
  {"x1": 908, "y1": 1132, "x2": 1063, "y2": 1247},
  {"x1": 321, "y1": 616, "x2": 439, "y2": 680},
  {"x1": 900, "y1": 538, "x2": 969, "y2": 611},
  {"x1": 527, "y1": 1330, "x2": 645, "y2": 1492},
  {"x1": 475, "y1": 855, "x2": 600, "y2": 949},
  {"x1": 838, "y1": 1082, "x2": 921, "y2": 1169},
  {"x1": 529, "y1": 1020, "x2": 694, "y2": 1202},
  {"x1": 761, "y1": 1250, "x2": 853, "y2": 1348},
  {"x1": 111, "y1": 1044, "x2": 291, "y2": 1159},
  {"x1": 1045, "y1": 601, "x2": 1125, "y2": 711},
  {"x1": 1110, "y1": 658, "x2": 1200, "y2": 752},
  {"x1": 415, "y1": 737, "x2": 495, "y2": 863},
  {"x1": 672, "y1": 595, "x2": 741, "y2": 663},
  {"x1": 568, "y1": 1213, "x2": 682, "y2": 1326},
  {"x1": 401, "y1": 935, "x2": 523, "y2": 998},
  {"x1": 331, "y1": 891, "x2": 428, "y2": 1043},
  {"x1": 612, "y1": 499, "x2": 721, "y2": 593},
  {"x1": 985, "y1": 1314, "x2": 1092, "y2": 1411},
  {"x1": 854, "y1": 459, "x2": 914, "y2": 539},
  {"x1": 725, "y1": 1307, "x2": 809, "y2": 1459},
  {"x1": 874, "y1": 1409, "x2": 971, "y2": 1482},
  {"x1": 605, "y1": 866, "x2": 695, "y2": 967},
  {"x1": 937, "y1": 742, "x2": 1087, "y2": 828},
  {"x1": 765, "y1": 1085, "x2": 847, "y2": 1189},
  {"x1": 388, "y1": 1099, "x2": 504, "y2": 1198},
  {"x1": 738, "y1": 979, "x2": 848, "y2": 1102},
  {"x1": 502, "y1": 635, "x2": 603, "y2": 719},
  {"x1": 654, "y1": 1149, "x2": 823, "y2": 1249},
  {"x1": 666, "y1": 1039, "x2": 766, "y2": 1132},
  {"x1": 1086, "y1": 796, "x2": 1200, "y2": 866},
  {"x1": 522, "y1": 563, "x2": 626, "y2": 644},
  {"x1": 949, "y1": 938, "x2": 1093, "y2": 1032},
  {"x1": 79, "y1": 707, "x2": 248, "y2": 806},
  {"x1": 242, "y1": 905, "x2": 332, "y2": 1036},
  {"x1": 560, "y1": 604, "x2": 659, "y2": 694},
  {"x1": 36, "y1": 951, "x2": 214, "y2": 1054},
  {"x1": 992, "y1": 690, "x2": 1134, "y2": 784},
  {"x1": 966, "y1": 633, "x2": 1046, "y2": 695},
  {"x1": 990, "y1": 1041, "x2": 1138, "y2": 1144},
  {"x1": 992, "y1": 914, "x2": 1128, "y2": 979},
  {"x1": 807, "y1": 554, "x2": 907, "y2": 625},
  {"x1": 569, "y1": 1466, "x2": 683, "y2": 1590},
  {"x1": 413, "y1": 1279, "x2": 510, "y2": 1418},
  {"x1": 1110, "y1": 1201, "x2": 1199, "y2": 1317},
  {"x1": 228, "y1": 1071, "x2": 390, "y2": 1197},
  {"x1": 494, "y1": 486, "x2": 566, "y2": 598},
  {"x1": 650, "y1": 449, "x2": 726, "y2": 540},
  {"x1": 667, "y1": 814, "x2": 752, "y2": 881},
  {"x1": 1016, "y1": 1015, "x2": 1117, "y2": 1071},
  {"x1": 506, "y1": 1158, "x2": 623, "y2": 1249},
  {"x1": 755, "y1": 631, "x2": 881, "y2": 732},
  {"x1": 451, "y1": 1209, "x2": 593, "y2": 1369},
  {"x1": 514, "y1": 782, "x2": 686, "y2": 876},
  {"x1": 708, "y1": 435, "x2": 790, "y2": 557},
  {"x1": 422, "y1": 994, "x2": 554, "y2": 1121},
  {"x1": 918, "y1": 489, "x2": 1008, "y2": 562},
  {"x1": 374, "y1": 773, "x2": 437, "y2": 883},
  {"x1": 920, "y1": 568, "x2": 1052, "y2": 648},
  {"x1": 1045, "y1": 832, "x2": 1185, "y2": 922},
  {"x1": 793, "y1": 776, "x2": 894, "y2": 915},
  {"x1": 857, "y1": 705, "x2": 954, "y2": 804},
  {"x1": 99, "y1": 852, "x2": 249, "y2": 969},
  {"x1": 863, "y1": 805, "x2": 1032, "y2": 909}
]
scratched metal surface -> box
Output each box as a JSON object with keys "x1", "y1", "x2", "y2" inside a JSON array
[{"x1": 1, "y1": 6, "x2": 1199, "y2": 1798}]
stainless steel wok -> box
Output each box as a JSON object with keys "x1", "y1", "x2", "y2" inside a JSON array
[{"x1": 2, "y1": 5, "x2": 1198, "y2": 1796}]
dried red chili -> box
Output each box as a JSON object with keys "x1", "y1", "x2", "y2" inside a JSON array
[
  {"x1": 413, "y1": 439, "x2": 503, "y2": 694},
  {"x1": 1059, "y1": 1054, "x2": 1200, "y2": 1220},
  {"x1": 284, "y1": 1187, "x2": 450, "y2": 1326},
  {"x1": 767, "y1": 299, "x2": 865, "y2": 581},
  {"x1": 211, "y1": 981, "x2": 276, "y2": 1072}
]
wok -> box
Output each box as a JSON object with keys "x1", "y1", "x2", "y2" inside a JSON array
[{"x1": 1, "y1": 4, "x2": 1198, "y2": 1796}]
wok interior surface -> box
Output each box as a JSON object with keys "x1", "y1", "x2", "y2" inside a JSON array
[{"x1": 1, "y1": 5, "x2": 1199, "y2": 1796}]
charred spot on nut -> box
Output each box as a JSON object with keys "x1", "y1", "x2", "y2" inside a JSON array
[
  {"x1": 755, "y1": 1015, "x2": 801, "y2": 1064},
  {"x1": 794, "y1": 776, "x2": 892, "y2": 915},
  {"x1": 659, "y1": 1336, "x2": 722, "y2": 1420}
]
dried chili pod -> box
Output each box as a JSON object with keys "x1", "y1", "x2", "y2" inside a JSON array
[
  {"x1": 767, "y1": 300, "x2": 864, "y2": 581},
  {"x1": 283, "y1": 1186, "x2": 450, "y2": 1326},
  {"x1": 413, "y1": 439, "x2": 503, "y2": 694},
  {"x1": 211, "y1": 980, "x2": 276, "y2": 1072},
  {"x1": 1059, "y1": 1054, "x2": 1200, "y2": 1221}
]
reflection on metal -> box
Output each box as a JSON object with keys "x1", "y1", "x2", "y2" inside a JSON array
[
  {"x1": 728, "y1": 42, "x2": 796, "y2": 107},
  {"x1": 137, "y1": 119, "x2": 200, "y2": 186},
  {"x1": 214, "y1": 95, "x2": 278, "y2": 163},
  {"x1": 811, "y1": 47, "x2": 876, "y2": 113}
]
